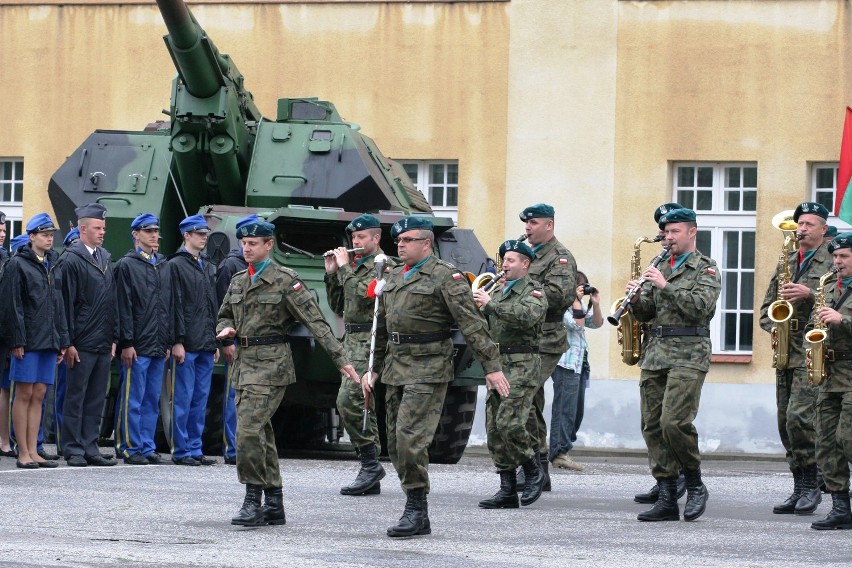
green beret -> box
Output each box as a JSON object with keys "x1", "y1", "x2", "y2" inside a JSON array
[
  {"x1": 826, "y1": 225, "x2": 838, "y2": 239},
  {"x1": 793, "y1": 201, "x2": 829, "y2": 221},
  {"x1": 828, "y1": 232, "x2": 852, "y2": 253},
  {"x1": 658, "y1": 207, "x2": 697, "y2": 230},
  {"x1": 519, "y1": 203, "x2": 555, "y2": 221},
  {"x1": 653, "y1": 202, "x2": 684, "y2": 224},
  {"x1": 499, "y1": 239, "x2": 535, "y2": 261},
  {"x1": 346, "y1": 214, "x2": 380, "y2": 233},
  {"x1": 390, "y1": 216, "x2": 433, "y2": 239},
  {"x1": 236, "y1": 220, "x2": 275, "y2": 239}
]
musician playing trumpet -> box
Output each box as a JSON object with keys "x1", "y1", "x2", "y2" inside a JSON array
[
  {"x1": 758, "y1": 202, "x2": 832, "y2": 516},
  {"x1": 473, "y1": 239, "x2": 548, "y2": 509},
  {"x1": 623, "y1": 208, "x2": 721, "y2": 523}
]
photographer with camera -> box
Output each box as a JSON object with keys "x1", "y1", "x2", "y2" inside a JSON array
[{"x1": 548, "y1": 271, "x2": 602, "y2": 471}]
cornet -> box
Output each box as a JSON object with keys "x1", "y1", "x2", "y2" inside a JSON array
[{"x1": 322, "y1": 247, "x2": 365, "y2": 258}]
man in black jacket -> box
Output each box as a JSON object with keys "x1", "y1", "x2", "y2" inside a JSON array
[
  {"x1": 60, "y1": 203, "x2": 117, "y2": 467},
  {"x1": 114, "y1": 213, "x2": 172, "y2": 465},
  {"x1": 169, "y1": 214, "x2": 219, "y2": 466}
]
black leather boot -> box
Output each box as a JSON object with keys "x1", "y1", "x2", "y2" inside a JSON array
[
  {"x1": 231, "y1": 484, "x2": 264, "y2": 526},
  {"x1": 340, "y1": 444, "x2": 386, "y2": 496},
  {"x1": 683, "y1": 468, "x2": 709, "y2": 521},
  {"x1": 540, "y1": 453, "x2": 551, "y2": 492},
  {"x1": 773, "y1": 469, "x2": 803, "y2": 514},
  {"x1": 795, "y1": 464, "x2": 822, "y2": 515},
  {"x1": 811, "y1": 491, "x2": 852, "y2": 530},
  {"x1": 637, "y1": 478, "x2": 679, "y2": 522},
  {"x1": 520, "y1": 456, "x2": 544, "y2": 506},
  {"x1": 479, "y1": 470, "x2": 520, "y2": 509},
  {"x1": 387, "y1": 488, "x2": 431, "y2": 537},
  {"x1": 262, "y1": 487, "x2": 286, "y2": 525},
  {"x1": 634, "y1": 483, "x2": 660, "y2": 504},
  {"x1": 675, "y1": 471, "x2": 687, "y2": 500}
]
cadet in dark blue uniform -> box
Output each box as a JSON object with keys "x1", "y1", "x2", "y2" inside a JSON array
[
  {"x1": 113, "y1": 213, "x2": 172, "y2": 464},
  {"x1": 169, "y1": 214, "x2": 219, "y2": 466},
  {"x1": 0, "y1": 213, "x2": 14, "y2": 458}
]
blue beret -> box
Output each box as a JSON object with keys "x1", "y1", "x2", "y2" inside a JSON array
[
  {"x1": 828, "y1": 232, "x2": 852, "y2": 254},
  {"x1": 75, "y1": 203, "x2": 107, "y2": 221},
  {"x1": 10, "y1": 234, "x2": 29, "y2": 252},
  {"x1": 64, "y1": 227, "x2": 80, "y2": 247},
  {"x1": 131, "y1": 213, "x2": 160, "y2": 231},
  {"x1": 826, "y1": 225, "x2": 838, "y2": 239},
  {"x1": 236, "y1": 219, "x2": 275, "y2": 239},
  {"x1": 658, "y1": 208, "x2": 697, "y2": 230},
  {"x1": 179, "y1": 214, "x2": 210, "y2": 234},
  {"x1": 653, "y1": 202, "x2": 684, "y2": 224},
  {"x1": 499, "y1": 239, "x2": 535, "y2": 261},
  {"x1": 519, "y1": 203, "x2": 555, "y2": 221},
  {"x1": 793, "y1": 201, "x2": 829, "y2": 222},
  {"x1": 26, "y1": 213, "x2": 58, "y2": 234},
  {"x1": 390, "y1": 216, "x2": 433, "y2": 239},
  {"x1": 346, "y1": 214, "x2": 380, "y2": 233}
]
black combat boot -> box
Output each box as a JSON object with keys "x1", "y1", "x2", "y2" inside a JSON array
[
  {"x1": 340, "y1": 444, "x2": 386, "y2": 496},
  {"x1": 262, "y1": 487, "x2": 286, "y2": 525},
  {"x1": 231, "y1": 484, "x2": 264, "y2": 526},
  {"x1": 675, "y1": 471, "x2": 687, "y2": 500},
  {"x1": 795, "y1": 464, "x2": 822, "y2": 515},
  {"x1": 637, "y1": 478, "x2": 679, "y2": 522},
  {"x1": 540, "y1": 453, "x2": 551, "y2": 492},
  {"x1": 811, "y1": 491, "x2": 852, "y2": 530},
  {"x1": 682, "y1": 468, "x2": 709, "y2": 521},
  {"x1": 479, "y1": 470, "x2": 520, "y2": 509},
  {"x1": 520, "y1": 456, "x2": 545, "y2": 506},
  {"x1": 773, "y1": 469, "x2": 803, "y2": 514},
  {"x1": 634, "y1": 483, "x2": 660, "y2": 504},
  {"x1": 387, "y1": 488, "x2": 431, "y2": 537}
]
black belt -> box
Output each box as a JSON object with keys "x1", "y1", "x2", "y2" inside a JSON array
[
  {"x1": 544, "y1": 314, "x2": 563, "y2": 323},
  {"x1": 390, "y1": 331, "x2": 452, "y2": 345},
  {"x1": 499, "y1": 344, "x2": 539, "y2": 354},
  {"x1": 826, "y1": 350, "x2": 852, "y2": 362},
  {"x1": 649, "y1": 326, "x2": 710, "y2": 338},
  {"x1": 239, "y1": 335, "x2": 290, "y2": 347},
  {"x1": 344, "y1": 323, "x2": 372, "y2": 334},
  {"x1": 789, "y1": 319, "x2": 799, "y2": 332}
]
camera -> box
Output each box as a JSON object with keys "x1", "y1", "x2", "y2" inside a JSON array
[{"x1": 582, "y1": 283, "x2": 598, "y2": 296}]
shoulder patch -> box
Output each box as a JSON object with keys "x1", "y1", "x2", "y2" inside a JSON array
[
  {"x1": 292, "y1": 281, "x2": 303, "y2": 291},
  {"x1": 452, "y1": 272, "x2": 463, "y2": 280},
  {"x1": 532, "y1": 290, "x2": 542, "y2": 298},
  {"x1": 559, "y1": 258, "x2": 568, "y2": 265},
  {"x1": 706, "y1": 267, "x2": 716, "y2": 275}
]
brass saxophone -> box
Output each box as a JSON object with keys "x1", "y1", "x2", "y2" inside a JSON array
[
  {"x1": 768, "y1": 210, "x2": 800, "y2": 369},
  {"x1": 805, "y1": 265, "x2": 839, "y2": 386},
  {"x1": 610, "y1": 234, "x2": 663, "y2": 365}
]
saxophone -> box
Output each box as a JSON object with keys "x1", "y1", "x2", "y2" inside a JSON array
[
  {"x1": 611, "y1": 235, "x2": 663, "y2": 365},
  {"x1": 805, "y1": 265, "x2": 839, "y2": 386},
  {"x1": 767, "y1": 214, "x2": 799, "y2": 369}
]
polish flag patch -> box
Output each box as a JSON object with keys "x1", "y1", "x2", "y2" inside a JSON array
[
  {"x1": 293, "y1": 282, "x2": 303, "y2": 291},
  {"x1": 707, "y1": 268, "x2": 716, "y2": 275},
  {"x1": 559, "y1": 258, "x2": 568, "y2": 265},
  {"x1": 452, "y1": 272, "x2": 463, "y2": 280},
  {"x1": 532, "y1": 290, "x2": 542, "y2": 298}
]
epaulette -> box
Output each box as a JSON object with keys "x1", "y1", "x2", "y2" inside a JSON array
[
  {"x1": 275, "y1": 264, "x2": 300, "y2": 279},
  {"x1": 435, "y1": 259, "x2": 458, "y2": 271}
]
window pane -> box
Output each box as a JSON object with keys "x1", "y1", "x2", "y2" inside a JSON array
[
  {"x1": 430, "y1": 164, "x2": 444, "y2": 185},
  {"x1": 743, "y1": 190, "x2": 757, "y2": 211},
  {"x1": 726, "y1": 190, "x2": 741, "y2": 211},
  {"x1": 724, "y1": 273, "x2": 739, "y2": 309},
  {"x1": 446, "y1": 164, "x2": 458, "y2": 185},
  {"x1": 743, "y1": 166, "x2": 757, "y2": 188},
  {"x1": 725, "y1": 167, "x2": 740, "y2": 188},
  {"x1": 677, "y1": 167, "x2": 694, "y2": 187},
  {"x1": 402, "y1": 164, "x2": 418, "y2": 183},
  {"x1": 741, "y1": 272, "x2": 754, "y2": 310},
  {"x1": 724, "y1": 313, "x2": 738, "y2": 350},
  {"x1": 741, "y1": 231, "x2": 755, "y2": 269},
  {"x1": 696, "y1": 190, "x2": 713, "y2": 210},
  {"x1": 816, "y1": 167, "x2": 835, "y2": 189},
  {"x1": 446, "y1": 186, "x2": 458, "y2": 207},
  {"x1": 1, "y1": 185, "x2": 9, "y2": 202},
  {"x1": 676, "y1": 190, "x2": 694, "y2": 209},
  {"x1": 724, "y1": 232, "x2": 740, "y2": 269},
  {"x1": 739, "y1": 312, "x2": 753, "y2": 350},
  {"x1": 17, "y1": 161, "x2": 22, "y2": 179},
  {"x1": 1, "y1": 162, "x2": 11, "y2": 181},
  {"x1": 430, "y1": 187, "x2": 444, "y2": 207},
  {"x1": 696, "y1": 230, "x2": 711, "y2": 256},
  {"x1": 816, "y1": 191, "x2": 833, "y2": 212},
  {"x1": 697, "y1": 167, "x2": 713, "y2": 187}
]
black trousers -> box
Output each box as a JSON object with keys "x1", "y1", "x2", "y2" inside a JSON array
[{"x1": 61, "y1": 351, "x2": 111, "y2": 458}]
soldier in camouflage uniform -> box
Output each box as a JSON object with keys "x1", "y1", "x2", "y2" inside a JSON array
[
  {"x1": 363, "y1": 215, "x2": 510, "y2": 538},
  {"x1": 473, "y1": 239, "x2": 547, "y2": 509},
  {"x1": 216, "y1": 218, "x2": 358, "y2": 527},
  {"x1": 625, "y1": 208, "x2": 721, "y2": 522},
  {"x1": 809, "y1": 233, "x2": 852, "y2": 530},
  {"x1": 518, "y1": 203, "x2": 576, "y2": 491},
  {"x1": 759, "y1": 201, "x2": 831, "y2": 515},
  {"x1": 324, "y1": 214, "x2": 395, "y2": 496}
]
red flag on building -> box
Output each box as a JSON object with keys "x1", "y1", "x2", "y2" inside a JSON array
[{"x1": 836, "y1": 107, "x2": 852, "y2": 223}]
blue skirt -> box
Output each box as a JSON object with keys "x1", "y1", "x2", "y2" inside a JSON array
[{"x1": 11, "y1": 350, "x2": 58, "y2": 385}]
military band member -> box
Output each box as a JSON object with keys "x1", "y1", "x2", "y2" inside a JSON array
[
  {"x1": 216, "y1": 218, "x2": 358, "y2": 527},
  {"x1": 809, "y1": 233, "x2": 852, "y2": 530},
  {"x1": 363, "y1": 216, "x2": 510, "y2": 538},
  {"x1": 519, "y1": 203, "x2": 576, "y2": 490},
  {"x1": 324, "y1": 214, "x2": 394, "y2": 496},
  {"x1": 474, "y1": 239, "x2": 547, "y2": 509},
  {"x1": 824, "y1": 224, "x2": 838, "y2": 245},
  {"x1": 626, "y1": 208, "x2": 720, "y2": 522},
  {"x1": 759, "y1": 201, "x2": 831, "y2": 515}
]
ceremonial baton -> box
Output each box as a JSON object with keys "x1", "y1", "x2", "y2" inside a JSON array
[{"x1": 363, "y1": 254, "x2": 388, "y2": 433}]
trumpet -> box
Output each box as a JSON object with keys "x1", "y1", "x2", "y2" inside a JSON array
[
  {"x1": 322, "y1": 247, "x2": 365, "y2": 258},
  {"x1": 472, "y1": 270, "x2": 505, "y2": 307},
  {"x1": 607, "y1": 245, "x2": 671, "y2": 326}
]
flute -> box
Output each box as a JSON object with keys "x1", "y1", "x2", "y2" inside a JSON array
[{"x1": 322, "y1": 247, "x2": 365, "y2": 257}]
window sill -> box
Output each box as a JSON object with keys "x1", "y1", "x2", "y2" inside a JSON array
[{"x1": 710, "y1": 354, "x2": 751, "y2": 364}]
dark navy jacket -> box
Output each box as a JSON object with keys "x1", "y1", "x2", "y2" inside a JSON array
[
  {"x1": 60, "y1": 241, "x2": 117, "y2": 354},
  {"x1": 115, "y1": 249, "x2": 173, "y2": 358},
  {"x1": 169, "y1": 249, "x2": 218, "y2": 353}
]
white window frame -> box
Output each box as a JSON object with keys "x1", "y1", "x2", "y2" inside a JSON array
[
  {"x1": 0, "y1": 158, "x2": 24, "y2": 240},
  {"x1": 810, "y1": 162, "x2": 852, "y2": 231},
  {"x1": 398, "y1": 160, "x2": 459, "y2": 224}
]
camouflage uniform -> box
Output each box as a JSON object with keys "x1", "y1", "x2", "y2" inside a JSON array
[
  {"x1": 526, "y1": 238, "x2": 576, "y2": 452},
  {"x1": 217, "y1": 264, "x2": 350, "y2": 489},
  {"x1": 324, "y1": 252, "x2": 394, "y2": 447},
  {"x1": 813, "y1": 279, "x2": 852, "y2": 493},
  {"x1": 629, "y1": 251, "x2": 721, "y2": 479},
  {"x1": 759, "y1": 244, "x2": 832, "y2": 472},
  {"x1": 378, "y1": 256, "x2": 501, "y2": 492},
  {"x1": 482, "y1": 275, "x2": 547, "y2": 471}
]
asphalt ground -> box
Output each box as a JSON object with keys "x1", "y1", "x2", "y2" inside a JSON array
[{"x1": 0, "y1": 446, "x2": 849, "y2": 567}]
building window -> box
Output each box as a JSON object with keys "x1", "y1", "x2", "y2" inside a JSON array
[
  {"x1": 673, "y1": 162, "x2": 756, "y2": 355},
  {"x1": 399, "y1": 160, "x2": 459, "y2": 223},
  {"x1": 0, "y1": 159, "x2": 24, "y2": 241},
  {"x1": 809, "y1": 163, "x2": 852, "y2": 231}
]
